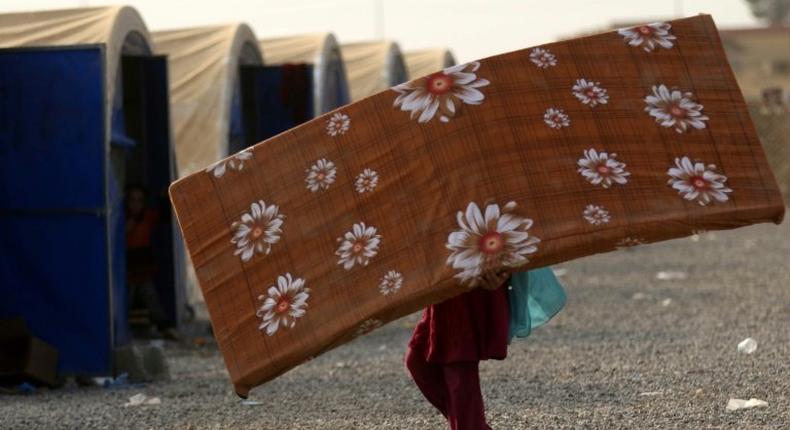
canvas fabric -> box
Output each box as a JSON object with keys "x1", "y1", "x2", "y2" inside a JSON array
[
  {"x1": 152, "y1": 24, "x2": 262, "y2": 177},
  {"x1": 342, "y1": 40, "x2": 407, "y2": 101},
  {"x1": 405, "y1": 48, "x2": 456, "y2": 79}
]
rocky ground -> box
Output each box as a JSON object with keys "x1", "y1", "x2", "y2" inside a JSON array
[{"x1": 2, "y1": 221, "x2": 789, "y2": 429}]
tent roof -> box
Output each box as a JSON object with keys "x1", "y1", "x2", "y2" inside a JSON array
[
  {"x1": 341, "y1": 41, "x2": 409, "y2": 102},
  {"x1": 259, "y1": 32, "x2": 333, "y2": 65},
  {"x1": 153, "y1": 24, "x2": 263, "y2": 176},
  {"x1": 0, "y1": 6, "x2": 153, "y2": 139},
  {"x1": 404, "y1": 48, "x2": 456, "y2": 79},
  {"x1": 259, "y1": 32, "x2": 350, "y2": 115}
]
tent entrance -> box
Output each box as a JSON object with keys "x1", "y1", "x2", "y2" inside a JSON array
[
  {"x1": 239, "y1": 64, "x2": 315, "y2": 146},
  {"x1": 117, "y1": 55, "x2": 183, "y2": 336}
]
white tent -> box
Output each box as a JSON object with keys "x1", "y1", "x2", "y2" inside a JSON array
[
  {"x1": 259, "y1": 33, "x2": 350, "y2": 115},
  {"x1": 153, "y1": 24, "x2": 263, "y2": 177},
  {"x1": 405, "y1": 48, "x2": 456, "y2": 79},
  {"x1": 341, "y1": 41, "x2": 409, "y2": 101}
]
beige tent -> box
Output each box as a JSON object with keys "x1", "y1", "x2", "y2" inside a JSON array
[
  {"x1": 259, "y1": 33, "x2": 350, "y2": 115},
  {"x1": 341, "y1": 41, "x2": 409, "y2": 101},
  {"x1": 0, "y1": 6, "x2": 152, "y2": 139},
  {"x1": 404, "y1": 48, "x2": 456, "y2": 79},
  {"x1": 153, "y1": 24, "x2": 263, "y2": 177}
]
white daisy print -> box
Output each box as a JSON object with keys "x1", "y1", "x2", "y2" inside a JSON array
[
  {"x1": 618, "y1": 22, "x2": 676, "y2": 52},
  {"x1": 326, "y1": 112, "x2": 350, "y2": 136},
  {"x1": 336, "y1": 222, "x2": 382, "y2": 270},
  {"x1": 645, "y1": 85, "x2": 709, "y2": 133},
  {"x1": 305, "y1": 158, "x2": 337, "y2": 192},
  {"x1": 529, "y1": 47, "x2": 557, "y2": 68},
  {"x1": 577, "y1": 149, "x2": 630, "y2": 188},
  {"x1": 393, "y1": 61, "x2": 490, "y2": 123},
  {"x1": 206, "y1": 150, "x2": 252, "y2": 178},
  {"x1": 257, "y1": 273, "x2": 310, "y2": 336},
  {"x1": 355, "y1": 169, "x2": 379, "y2": 194},
  {"x1": 446, "y1": 200, "x2": 540, "y2": 287},
  {"x1": 355, "y1": 319, "x2": 383, "y2": 337},
  {"x1": 544, "y1": 108, "x2": 570, "y2": 129},
  {"x1": 583, "y1": 204, "x2": 611, "y2": 226},
  {"x1": 572, "y1": 79, "x2": 609, "y2": 107},
  {"x1": 616, "y1": 237, "x2": 646, "y2": 248},
  {"x1": 667, "y1": 156, "x2": 732, "y2": 206},
  {"x1": 379, "y1": 270, "x2": 404, "y2": 296},
  {"x1": 231, "y1": 200, "x2": 285, "y2": 262}
]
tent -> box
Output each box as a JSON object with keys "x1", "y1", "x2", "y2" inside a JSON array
[
  {"x1": 341, "y1": 41, "x2": 409, "y2": 101},
  {"x1": 404, "y1": 48, "x2": 456, "y2": 79},
  {"x1": 259, "y1": 33, "x2": 351, "y2": 117},
  {"x1": 0, "y1": 6, "x2": 185, "y2": 376},
  {"x1": 152, "y1": 24, "x2": 263, "y2": 177},
  {"x1": 154, "y1": 24, "x2": 268, "y2": 309}
]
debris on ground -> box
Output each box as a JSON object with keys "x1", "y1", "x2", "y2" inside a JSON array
[
  {"x1": 240, "y1": 399, "x2": 263, "y2": 406},
  {"x1": 638, "y1": 391, "x2": 663, "y2": 396},
  {"x1": 124, "y1": 393, "x2": 162, "y2": 407},
  {"x1": 661, "y1": 298, "x2": 672, "y2": 307},
  {"x1": 91, "y1": 373, "x2": 127, "y2": 389},
  {"x1": 655, "y1": 271, "x2": 688, "y2": 281},
  {"x1": 726, "y1": 398, "x2": 768, "y2": 411},
  {"x1": 737, "y1": 338, "x2": 758, "y2": 354}
]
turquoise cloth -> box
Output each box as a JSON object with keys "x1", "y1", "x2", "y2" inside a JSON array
[{"x1": 508, "y1": 268, "x2": 566, "y2": 342}]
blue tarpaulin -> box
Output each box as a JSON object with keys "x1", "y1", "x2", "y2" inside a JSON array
[
  {"x1": 0, "y1": 45, "x2": 121, "y2": 375},
  {"x1": 0, "y1": 45, "x2": 180, "y2": 376}
]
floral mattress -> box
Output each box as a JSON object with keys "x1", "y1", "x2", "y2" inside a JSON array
[{"x1": 169, "y1": 15, "x2": 785, "y2": 396}]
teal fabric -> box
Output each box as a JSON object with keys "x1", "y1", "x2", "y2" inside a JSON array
[{"x1": 508, "y1": 268, "x2": 567, "y2": 342}]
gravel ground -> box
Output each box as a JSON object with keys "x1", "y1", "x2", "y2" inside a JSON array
[{"x1": 2, "y1": 221, "x2": 789, "y2": 429}]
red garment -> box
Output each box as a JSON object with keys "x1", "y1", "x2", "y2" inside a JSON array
[
  {"x1": 406, "y1": 285, "x2": 510, "y2": 430},
  {"x1": 405, "y1": 348, "x2": 491, "y2": 430},
  {"x1": 409, "y1": 286, "x2": 510, "y2": 363},
  {"x1": 126, "y1": 209, "x2": 159, "y2": 248}
]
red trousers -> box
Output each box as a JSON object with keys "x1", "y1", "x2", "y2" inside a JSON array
[
  {"x1": 405, "y1": 348, "x2": 492, "y2": 430},
  {"x1": 405, "y1": 286, "x2": 509, "y2": 430}
]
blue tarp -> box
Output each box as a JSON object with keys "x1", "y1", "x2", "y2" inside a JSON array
[
  {"x1": 0, "y1": 45, "x2": 122, "y2": 375},
  {"x1": 241, "y1": 64, "x2": 315, "y2": 142}
]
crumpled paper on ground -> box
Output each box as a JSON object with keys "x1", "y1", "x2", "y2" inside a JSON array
[
  {"x1": 124, "y1": 393, "x2": 162, "y2": 407},
  {"x1": 726, "y1": 398, "x2": 768, "y2": 411},
  {"x1": 737, "y1": 338, "x2": 757, "y2": 354}
]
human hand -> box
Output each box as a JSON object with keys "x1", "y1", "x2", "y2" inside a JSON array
[{"x1": 479, "y1": 270, "x2": 509, "y2": 291}]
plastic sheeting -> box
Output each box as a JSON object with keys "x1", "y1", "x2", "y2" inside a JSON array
[
  {"x1": 404, "y1": 48, "x2": 456, "y2": 79},
  {"x1": 153, "y1": 24, "x2": 263, "y2": 177},
  {"x1": 341, "y1": 41, "x2": 409, "y2": 101},
  {"x1": 259, "y1": 33, "x2": 350, "y2": 115}
]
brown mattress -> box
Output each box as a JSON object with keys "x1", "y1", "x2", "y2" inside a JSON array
[{"x1": 169, "y1": 15, "x2": 785, "y2": 397}]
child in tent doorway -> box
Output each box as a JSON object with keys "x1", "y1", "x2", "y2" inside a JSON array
[
  {"x1": 406, "y1": 268, "x2": 566, "y2": 430},
  {"x1": 125, "y1": 184, "x2": 179, "y2": 341}
]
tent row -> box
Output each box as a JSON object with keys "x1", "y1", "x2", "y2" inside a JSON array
[{"x1": 0, "y1": 5, "x2": 455, "y2": 377}]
